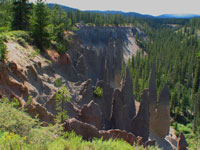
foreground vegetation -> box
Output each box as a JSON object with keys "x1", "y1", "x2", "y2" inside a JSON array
[{"x1": 0, "y1": 99, "x2": 160, "y2": 150}]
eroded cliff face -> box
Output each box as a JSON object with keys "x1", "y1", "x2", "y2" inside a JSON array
[
  {"x1": 68, "y1": 26, "x2": 143, "y2": 87},
  {"x1": 0, "y1": 26, "x2": 184, "y2": 150}
]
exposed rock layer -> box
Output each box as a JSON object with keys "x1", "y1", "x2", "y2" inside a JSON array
[{"x1": 0, "y1": 27, "x2": 180, "y2": 150}]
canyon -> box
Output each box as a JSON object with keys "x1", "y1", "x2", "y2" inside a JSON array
[{"x1": 0, "y1": 26, "x2": 187, "y2": 150}]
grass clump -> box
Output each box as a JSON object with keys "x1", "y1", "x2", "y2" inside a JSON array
[
  {"x1": 94, "y1": 86, "x2": 103, "y2": 98},
  {"x1": 0, "y1": 30, "x2": 30, "y2": 44}
]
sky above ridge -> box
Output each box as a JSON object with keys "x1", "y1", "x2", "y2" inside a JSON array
[{"x1": 30, "y1": 0, "x2": 200, "y2": 16}]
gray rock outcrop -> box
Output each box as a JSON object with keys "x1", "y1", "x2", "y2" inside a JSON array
[
  {"x1": 69, "y1": 27, "x2": 145, "y2": 87},
  {"x1": 156, "y1": 84, "x2": 171, "y2": 138},
  {"x1": 94, "y1": 80, "x2": 114, "y2": 130},
  {"x1": 149, "y1": 64, "x2": 157, "y2": 115},
  {"x1": 64, "y1": 118, "x2": 101, "y2": 139},
  {"x1": 149, "y1": 64, "x2": 171, "y2": 139},
  {"x1": 131, "y1": 89, "x2": 149, "y2": 142},
  {"x1": 77, "y1": 79, "x2": 94, "y2": 106},
  {"x1": 76, "y1": 54, "x2": 88, "y2": 80},
  {"x1": 78, "y1": 100, "x2": 102, "y2": 130},
  {"x1": 110, "y1": 89, "x2": 131, "y2": 130}
]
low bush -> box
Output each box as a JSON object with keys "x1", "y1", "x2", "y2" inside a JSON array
[
  {"x1": 0, "y1": 132, "x2": 27, "y2": 150},
  {"x1": 17, "y1": 37, "x2": 27, "y2": 47},
  {"x1": 55, "y1": 78, "x2": 62, "y2": 87},
  {"x1": 0, "y1": 101, "x2": 37, "y2": 136},
  {"x1": 94, "y1": 86, "x2": 103, "y2": 98}
]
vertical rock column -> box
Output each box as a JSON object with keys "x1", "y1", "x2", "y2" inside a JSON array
[
  {"x1": 131, "y1": 89, "x2": 149, "y2": 142},
  {"x1": 149, "y1": 64, "x2": 157, "y2": 115},
  {"x1": 110, "y1": 89, "x2": 131, "y2": 130},
  {"x1": 149, "y1": 64, "x2": 158, "y2": 135},
  {"x1": 156, "y1": 84, "x2": 171, "y2": 138},
  {"x1": 121, "y1": 67, "x2": 136, "y2": 119}
]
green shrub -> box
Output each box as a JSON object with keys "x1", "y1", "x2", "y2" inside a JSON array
[
  {"x1": 0, "y1": 102, "x2": 37, "y2": 136},
  {"x1": 11, "y1": 97, "x2": 20, "y2": 108},
  {"x1": 94, "y1": 86, "x2": 103, "y2": 98},
  {"x1": 0, "y1": 40, "x2": 6, "y2": 61},
  {"x1": 0, "y1": 27, "x2": 9, "y2": 33},
  {"x1": 55, "y1": 78, "x2": 62, "y2": 87}
]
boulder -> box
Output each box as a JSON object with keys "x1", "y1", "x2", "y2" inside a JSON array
[
  {"x1": 121, "y1": 67, "x2": 136, "y2": 119},
  {"x1": 78, "y1": 100, "x2": 102, "y2": 130},
  {"x1": 99, "y1": 129, "x2": 138, "y2": 145},
  {"x1": 64, "y1": 118, "x2": 101, "y2": 139},
  {"x1": 99, "y1": 129, "x2": 155, "y2": 148}
]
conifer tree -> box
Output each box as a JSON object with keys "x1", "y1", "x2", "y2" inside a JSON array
[
  {"x1": 30, "y1": 0, "x2": 50, "y2": 50},
  {"x1": 12, "y1": 0, "x2": 31, "y2": 30}
]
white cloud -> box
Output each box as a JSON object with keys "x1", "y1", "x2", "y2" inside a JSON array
[{"x1": 30, "y1": 0, "x2": 200, "y2": 16}]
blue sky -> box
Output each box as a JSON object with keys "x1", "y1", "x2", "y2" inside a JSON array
[{"x1": 30, "y1": 0, "x2": 200, "y2": 16}]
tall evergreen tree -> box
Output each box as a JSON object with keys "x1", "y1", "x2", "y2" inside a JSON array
[
  {"x1": 12, "y1": 0, "x2": 31, "y2": 30},
  {"x1": 30, "y1": 0, "x2": 50, "y2": 50},
  {"x1": 0, "y1": 0, "x2": 13, "y2": 28},
  {"x1": 50, "y1": 5, "x2": 71, "y2": 53}
]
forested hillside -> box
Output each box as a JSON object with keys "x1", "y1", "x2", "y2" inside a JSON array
[
  {"x1": 128, "y1": 18, "x2": 200, "y2": 126},
  {"x1": 1, "y1": 0, "x2": 200, "y2": 149}
]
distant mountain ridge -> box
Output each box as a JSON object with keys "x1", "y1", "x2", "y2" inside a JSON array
[
  {"x1": 48, "y1": 3, "x2": 200, "y2": 19},
  {"x1": 83, "y1": 10, "x2": 154, "y2": 18},
  {"x1": 157, "y1": 14, "x2": 200, "y2": 19}
]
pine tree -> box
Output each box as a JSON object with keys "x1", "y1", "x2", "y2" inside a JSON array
[
  {"x1": 30, "y1": 0, "x2": 50, "y2": 50},
  {"x1": 12, "y1": 0, "x2": 31, "y2": 30},
  {"x1": 0, "y1": 0, "x2": 13, "y2": 28},
  {"x1": 50, "y1": 4, "x2": 71, "y2": 53}
]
